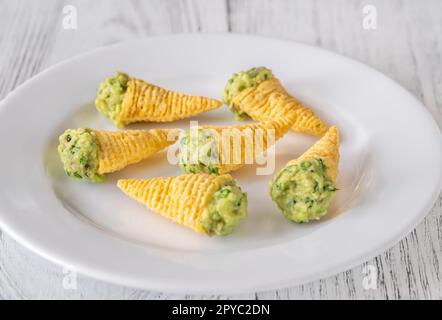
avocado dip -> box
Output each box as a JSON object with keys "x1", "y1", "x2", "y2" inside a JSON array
[
  {"x1": 222, "y1": 67, "x2": 274, "y2": 120},
  {"x1": 270, "y1": 159, "x2": 337, "y2": 223},
  {"x1": 95, "y1": 72, "x2": 129, "y2": 128},
  {"x1": 57, "y1": 128, "x2": 105, "y2": 182},
  {"x1": 178, "y1": 128, "x2": 220, "y2": 175},
  {"x1": 201, "y1": 181, "x2": 248, "y2": 236}
]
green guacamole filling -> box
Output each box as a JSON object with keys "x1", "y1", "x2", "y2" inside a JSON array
[
  {"x1": 178, "y1": 128, "x2": 220, "y2": 175},
  {"x1": 95, "y1": 72, "x2": 129, "y2": 128},
  {"x1": 222, "y1": 67, "x2": 274, "y2": 120},
  {"x1": 270, "y1": 159, "x2": 337, "y2": 223},
  {"x1": 57, "y1": 128, "x2": 105, "y2": 183},
  {"x1": 201, "y1": 182, "x2": 248, "y2": 236}
]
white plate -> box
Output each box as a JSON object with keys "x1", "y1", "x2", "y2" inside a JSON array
[{"x1": 0, "y1": 34, "x2": 441, "y2": 294}]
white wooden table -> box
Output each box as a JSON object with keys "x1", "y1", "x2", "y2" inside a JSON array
[{"x1": 0, "y1": 0, "x2": 441, "y2": 299}]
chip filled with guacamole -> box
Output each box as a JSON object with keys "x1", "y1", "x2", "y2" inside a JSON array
[
  {"x1": 95, "y1": 72, "x2": 222, "y2": 128},
  {"x1": 222, "y1": 66, "x2": 328, "y2": 137},
  {"x1": 222, "y1": 67, "x2": 274, "y2": 120},
  {"x1": 118, "y1": 173, "x2": 248, "y2": 236},
  {"x1": 270, "y1": 126, "x2": 339, "y2": 223},
  {"x1": 178, "y1": 120, "x2": 293, "y2": 175},
  {"x1": 58, "y1": 127, "x2": 178, "y2": 182}
]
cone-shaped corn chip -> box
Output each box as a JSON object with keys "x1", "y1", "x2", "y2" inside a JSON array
[
  {"x1": 58, "y1": 128, "x2": 179, "y2": 182},
  {"x1": 179, "y1": 116, "x2": 296, "y2": 175},
  {"x1": 270, "y1": 126, "x2": 339, "y2": 223},
  {"x1": 96, "y1": 72, "x2": 222, "y2": 128},
  {"x1": 223, "y1": 67, "x2": 327, "y2": 136},
  {"x1": 117, "y1": 174, "x2": 248, "y2": 236},
  {"x1": 286, "y1": 125, "x2": 339, "y2": 182}
]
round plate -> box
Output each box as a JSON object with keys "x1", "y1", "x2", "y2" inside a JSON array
[{"x1": 0, "y1": 34, "x2": 441, "y2": 294}]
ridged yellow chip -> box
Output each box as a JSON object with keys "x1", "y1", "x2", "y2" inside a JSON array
[
  {"x1": 287, "y1": 126, "x2": 340, "y2": 181},
  {"x1": 201, "y1": 118, "x2": 296, "y2": 174},
  {"x1": 117, "y1": 174, "x2": 233, "y2": 234},
  {"x1": 232, "y1": 78, "x2": 328, "y2": 137},
  {"x1": 94, "y1": 128, "x2": 179, "y2": 174},
  {"x1": 116, "y1": 77, "x2": 222, "y2": 126}
]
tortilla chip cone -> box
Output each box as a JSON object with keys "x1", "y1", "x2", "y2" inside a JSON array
[
  {"x1": 231, "y1": 78, "x2": 327, "y2": 137},
  {"x1": 96, "y1": 73, "x2": 222, "y2": 127},
  {"x1": 269, "y1": 126, "x2": 339, "y2": 223},
  {"x1": 95, "y1": 129, "x2": 178, "y2": 174},
  {"x1": 287, "y1": 126, "x2": 339, "y2": 181},
  {"x1": 117, "y1": 174, "x2": 234, "y2": 234},
  {"x1": 202, "y1": 119, "x2": 295, "y2": 174}
]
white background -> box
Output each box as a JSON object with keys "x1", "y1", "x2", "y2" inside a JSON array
[{"x1": 0, "y1": 0, "x2": 441, "y2": 299}]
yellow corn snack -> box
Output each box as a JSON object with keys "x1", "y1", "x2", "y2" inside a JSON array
[
  {"x1": 231, "y1": 78, "x2": 327, "y2": 137},
  {"x1": 96, "y1": 72, "x2": 222, "y2": 127},
  {"x1": 95, "y1": 129, "x2": 178, "y2": 174},
  {"x1": 269, "y1": 126, "x2": 339, "y2": 223},
  {"x1": 204, "y1": 120, "x2": 294, "y2": 174},
  {"x1": 286, "y1": 125, "x2": 339, "y2": 182},
  {"x1": 58, "y1": 128, "x2": 179, "y2": 182},
  {"x1": 117, "y1": 174, "x2": 248, "y2": 235},
  {"x1": 179, "y1": 110, "x2": 297, "y2": 175}
]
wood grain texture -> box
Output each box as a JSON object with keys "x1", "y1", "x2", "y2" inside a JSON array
[{"x1": 0, "y1": 0, "x2": 441, "y2": 299}]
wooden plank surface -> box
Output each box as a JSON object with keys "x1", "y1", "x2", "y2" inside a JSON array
[{"x1": 0, "y1": 0, "x2": 441, "y2": 299}]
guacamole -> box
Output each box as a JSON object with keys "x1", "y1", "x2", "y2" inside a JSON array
[
  {"x1": 57, "y1": 128, "x2": 105, "y2": 182},
  {"x1": 270, "y1": 159, "x2": 337, "y2": 223},
  {"x1": 95, "y1": 72, "x2": 129, "y2": 128},
  {"x1": 201, "y1": 182, "x2": 248, "y2": 236},
  {"x1": 178, "y1": 128, "x2": 220, "y2": 174},
  {"x1": 223, "y1": 67, "x2": 274, "y2": 120}
]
